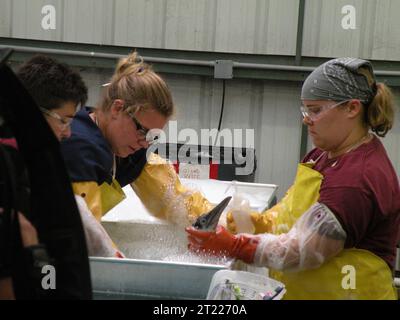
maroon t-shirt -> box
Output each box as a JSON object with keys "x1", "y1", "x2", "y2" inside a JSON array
[{"x1": 303, "y1": 135, "x2": 400, "y2": 269}]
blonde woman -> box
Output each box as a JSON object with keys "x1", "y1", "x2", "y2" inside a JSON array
[{"x1": 61, "y1": 52, "x2": 212, "y2": 255}]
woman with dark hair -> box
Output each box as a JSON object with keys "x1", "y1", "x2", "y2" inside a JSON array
[{"x1": 17, "y1": 55, "x2": 87, "y2": 141}]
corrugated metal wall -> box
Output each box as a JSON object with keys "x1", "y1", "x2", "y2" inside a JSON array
[
  {"x1": 381, "y1": 89, "x2": 400, "y2": 176},
  {"x1": 302, "y1": 0, "x2": 400, "y2": 61},
  {"x1": 1, "y1": 0, "x2": 299, "y2": 55},
  {"x1": 0, "y1": 0, "x2": 400, "y2": 60},
  {"x1": 2, "y1": 0, "x2": 400, "y2": 60}
]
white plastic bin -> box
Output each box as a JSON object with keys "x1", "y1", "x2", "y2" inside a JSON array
[{"x1": 207, "y1": 270, "x2": 286, "y2": 300}]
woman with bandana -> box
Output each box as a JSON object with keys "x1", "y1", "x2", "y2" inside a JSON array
[{"x1": 186, "y1": 58, "x2": 400, "y2": 299}]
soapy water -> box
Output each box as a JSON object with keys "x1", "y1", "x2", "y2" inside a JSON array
[
  {"x1": 162, "y1": 181, "x2": 191, "y2": 226},
  {"x1": 105, "y1": 219, "x2": 232, "y2": 266},
  {"x1": 121, "y1": 239, "x2": 232, "y2": 266},
  {"x1": 162, "y1": 251, "x2": 232, "y2": 266},
  {"x1": 141, "y1": 170, "x2": 194, "y2": 227},
  {"x1": 103, "y1": 167, "x2": 231, "y2": 266}
]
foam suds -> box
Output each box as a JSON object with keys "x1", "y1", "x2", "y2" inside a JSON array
[
  {"x1": 162, "y1": 251, "x2": 232, "y2": 266},
  {"x1": 109, "y1": 222, "x2": 231, "y2": 266}
]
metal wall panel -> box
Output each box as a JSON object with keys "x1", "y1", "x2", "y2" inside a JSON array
[
  {"x1": 370, "y1": 0, "x2": 400, "y2": 61},
  {"x1": 10, "y1": 0, "x2": 63, "y2": 41},
  {"x1": 214, "y1": 0, "x2": 298, "y2": 54},
  {"x1": 114, "y1": 0, "x2": 299, "y2": 54},
  {"x1": 62, "y1": 0, "x2": 114, "y2": 44},
  {"x1": 256, "y1": 81, "x2": 303, "y2": 198},
  {"x1": 0, "y1": 0, "x2": 12, "y2": 37},
  {"x1": 114, "y1": 0, "x2": 167, "y2": 49},
  {"x1": 381, "y1": 89, "x2": 400, "y2": 175},
  {"x1": 1, "y1": 0, "x2": 299, "y2": 55},
  {"x1": 80, "y1": 67, "x2": 113, "y2": 107},
  {"x1": 164, "y1": 0, "x2": 217, "y2": 51},
  {"x1": 302, "y1": 0, "x2": 400, "y2": 61},
  {"x1": 2, "y1": 0, "x2": 400, "y2": 59}
]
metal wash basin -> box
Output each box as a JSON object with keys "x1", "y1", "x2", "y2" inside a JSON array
[
  {"x1": 90, "y1": 221, "x2": 233, "y2": 299},
  {"x1": 90, "y1": 179, "x2": 278, "y2": 299},
  {"x1": 90, "y1": 258, "x2": 230, "y2": 300}
]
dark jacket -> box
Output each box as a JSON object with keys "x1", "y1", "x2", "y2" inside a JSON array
[{"x1": 0, "y1": 53, "x2": 92, "y2": 299}]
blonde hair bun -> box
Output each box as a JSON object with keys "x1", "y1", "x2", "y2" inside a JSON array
[{"x1": 115, "y1": 51, "x2": 147, "y2": 78}]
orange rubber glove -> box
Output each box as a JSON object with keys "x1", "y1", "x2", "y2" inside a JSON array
[
  {"x1": 115, "y1": 251, "x2": 125, "y2": 259},
  {"x1": 185, "y1": 225, "x2": 259, "y2": 264}
]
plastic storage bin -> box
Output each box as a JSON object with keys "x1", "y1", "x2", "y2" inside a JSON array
[{"x1": 206, "y1": 270, "x2": 286, "y2": 300}]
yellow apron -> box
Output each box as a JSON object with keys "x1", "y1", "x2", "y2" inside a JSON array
[
  {"x1": 268, "y1": 160, "x2": 397, "y2": 300},
  {"x1": 73, "y1": 179, "x2": 126, "y2": 221}
]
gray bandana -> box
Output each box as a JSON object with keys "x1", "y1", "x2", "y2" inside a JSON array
[{"x1": 301, "y1": 57, "x2": 377, "y2": 104}]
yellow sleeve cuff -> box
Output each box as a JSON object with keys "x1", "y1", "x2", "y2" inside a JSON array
[
  {"x1": 72, "y1": 181, "x2": 103, "y2": 221},
  {"x1": 131, "y1": 153, "x2": 213, "y2": 225}
]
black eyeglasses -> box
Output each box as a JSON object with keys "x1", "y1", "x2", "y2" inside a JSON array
[
  {"x1": 127, "y1": 110, "x2": 148, "y2": 135},
  {"x1": 126, "y1": 110, "x2": 162, "y2": 145},
  {"x1": 125, "y1": 107, "x2": 161, "y2": 144}
]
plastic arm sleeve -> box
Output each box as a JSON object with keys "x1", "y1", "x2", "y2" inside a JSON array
[
  {"x1": 75, "y1": 195, "x2": 121, "y2": 257},
  {"x1": 252, "y1": 202, "x2": 346, "y2": 272},
  {"x1": 131, "y1": 153, "x2": 213, "y2": 226}
]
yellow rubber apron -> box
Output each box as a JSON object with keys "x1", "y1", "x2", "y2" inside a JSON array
[
  {"x1": 73, "y1": 178, "x2": 126, "y2": 221},
  {"x1": 99, "y1": 179, "x2": 126, "y2": 216},
  {"x1": 269, "y1": 158, "x2": 397, "y2": 300}
]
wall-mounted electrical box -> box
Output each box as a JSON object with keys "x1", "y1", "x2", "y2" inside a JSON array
[{"x1": 214, "y1": 60, "x2": 233, "y2": 79}]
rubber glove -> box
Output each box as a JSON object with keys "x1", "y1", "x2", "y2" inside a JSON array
[
  {"x1": 115, "y1": 251, "x2": 125, "y2": 259},
  {"x1": 185, "y1": 225, "x2": 259, "y2": 264},
  {"x1": 226, "y1": 210, "x2": 275, "y2": 234}
]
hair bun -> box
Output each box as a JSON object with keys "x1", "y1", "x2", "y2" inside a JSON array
[{"x1": 115, "y1": 51, "x2": 146, "y2": 78}]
